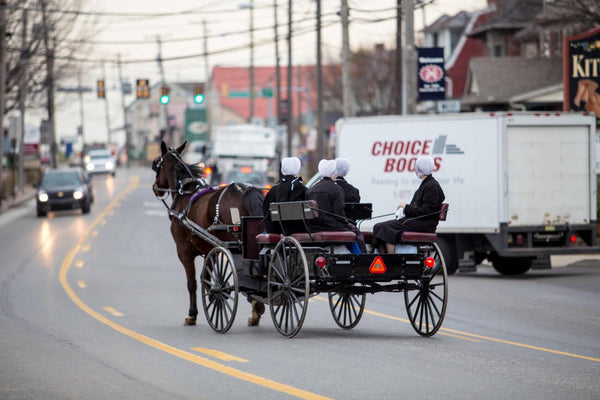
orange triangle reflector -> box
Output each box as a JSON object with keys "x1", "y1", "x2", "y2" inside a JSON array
[{"x1": 369, "y1": 256, "x2": 387, "y2": 274}]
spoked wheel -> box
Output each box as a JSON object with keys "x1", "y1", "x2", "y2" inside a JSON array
[
  {"x1": 328, "y1": 289, "x2": 366, "y2": 330},
  {"x1": 267, "y1": 237, "x2": 309, "y2": 338},
  {"x1": 200, "y1": 247, "x2": 239, "y2": 333},
  {"x1": 404, "y1": 242, "x2": 448, "y2": 337}
]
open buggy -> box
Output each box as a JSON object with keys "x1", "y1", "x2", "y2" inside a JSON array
[{"x1": 197, "y1": 200, "x2": 449, "y2": 338}]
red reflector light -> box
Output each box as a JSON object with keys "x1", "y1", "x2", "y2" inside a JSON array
[
  {"x1": 240, "y1": 166, "x2": 252, "y2": 173},
  {"x1": 424, "y1": 257, "x2": 435, "y2": 268},
  {"x1": 369, "y1": 256, "x2": 387, "y2": 274},
  {"x1": 232, "y1": 226, "x2": 239, "y2": 232},
  {"x1": 570, "y1": 234, "x2": 576, "y2": 243},
  {"x1": 315, "y1": 256, "x2": 327, "y2": 269},
  {"x1": 204, "y1": 166, "x2": 212, "y2": 174},
  {"x1": 219, "y1": 182, "x2": 227, "y2": 187}
]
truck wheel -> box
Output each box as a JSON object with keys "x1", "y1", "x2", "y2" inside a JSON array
[
  {"x1": 436, "y1": 237, "x2": 458, "y2": 275},
  {"x1": 492, "y1": 256, "x2": 532, "y2": 275}
]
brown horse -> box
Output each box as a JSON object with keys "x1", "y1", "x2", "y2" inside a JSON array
[{"x1": 151, "y1": 141, "x2": 265, "y2": 326}]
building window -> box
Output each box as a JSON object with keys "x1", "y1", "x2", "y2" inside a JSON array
[
  {"x1": 432, "y1": 33, "x2": 438, "y2": 47},
  {"x1": 493, "y1": 44, "x2": 504, "y2": 57}
]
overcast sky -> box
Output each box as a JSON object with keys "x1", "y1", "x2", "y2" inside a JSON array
[{"x1": 42, "y1": 0, "x2": 488, "y2": 146}]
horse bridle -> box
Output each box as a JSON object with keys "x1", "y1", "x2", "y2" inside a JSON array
[{"x1": 152, "y1": 147, "x2": 208, "y2": 196}]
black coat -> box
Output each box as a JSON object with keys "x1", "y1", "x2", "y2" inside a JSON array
[
  {"x1": 263, "y1": 175, "x2": 307, "y2": 233},
  {"x1": 373, "y1": 175, "x2": 445, "y2": 243},
  {"x1": 334, "y1": 177, "x2": 360, "y2": 203},
  {"x1": 306, "y1": 177, "x2": 348, "y2": 232}
]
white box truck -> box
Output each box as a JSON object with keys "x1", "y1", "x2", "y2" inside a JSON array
[
  {"x1": 212, "y1": 124, "x2": 277, "y2": 175},
  {"x1": 336, "y1": 112, "x2": 600, "y2": 275}
]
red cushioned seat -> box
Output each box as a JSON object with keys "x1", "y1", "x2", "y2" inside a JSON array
[
  {"x1": 291, "y1": 231, "x2": 357, "y2": 243},
  {"x1": 361, "y1": 231, "x2": 373, "y2": 243},
  {"x1": 401, "y1": 231, "x2": 437, "y2": 242},
  {"x1": 255, "y1": 233, "x2": 283, "y2": 244}
]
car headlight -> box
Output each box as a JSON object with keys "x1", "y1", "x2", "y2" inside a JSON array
[
  {"x1": 73, "y1": 190, "x2": 84, "y2": 200},
  {"x1": 105, "y1": 161, "x2": 114, "y2": 169},
  {"x1": 38, "y1": 191, "x2": 48, "y2": 202},
  {"x1": 86, "y1": 163, "x2": 94, "y2": 171}
]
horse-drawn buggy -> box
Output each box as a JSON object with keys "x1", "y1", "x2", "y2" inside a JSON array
[{"x1": 152, "y1": 142, "x2": 448, "y2": 338}]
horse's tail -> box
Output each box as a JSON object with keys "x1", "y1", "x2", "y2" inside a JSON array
[{"x1": 243, "y1": 186, "x2": 265, "y2": 216}]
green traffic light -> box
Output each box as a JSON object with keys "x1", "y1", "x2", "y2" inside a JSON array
[
  {"x1": 160, "y1": 95, "x2": 170, "y2": 105},
  {"x1": 194, "y1": 94, "x2": 204, "y2": 104}
]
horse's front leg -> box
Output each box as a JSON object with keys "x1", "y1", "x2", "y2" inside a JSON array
[{"x1": 178, "y1": 251, "x2": 198, "y2": 326}]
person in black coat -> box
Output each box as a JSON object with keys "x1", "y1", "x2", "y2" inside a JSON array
[
  {"x1": 334, "y1": 158, "x2": 360, "y2": 203},
  {"x1": 306, "y1": 159, "x2": 349, "y2": 232},
  {"x1": 263, "y1": 157, "x2": 307, "y2": 234},
  {"x1": 373, "y1": 156, "x2": 445, "y2": 253}
]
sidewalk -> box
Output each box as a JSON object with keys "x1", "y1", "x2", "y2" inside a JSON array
[{"x1": 0, "y1": 184, "x2": 36, "y2": 214}]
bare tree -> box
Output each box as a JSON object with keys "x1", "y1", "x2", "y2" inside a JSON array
[
  {"x1": 3, "y1": 0, "x2": 96, "y2": 113},
  {"x1": 530, "y1": 0, "x2": 600, "y2": 31}
]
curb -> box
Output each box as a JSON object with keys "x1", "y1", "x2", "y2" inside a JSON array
[{"x1": 0, "y1": 187, "x2": 36, "y2": 214}]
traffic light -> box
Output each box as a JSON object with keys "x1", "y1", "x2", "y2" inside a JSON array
[
  {"x1": 160, "y1": 85, "x2": 170, "y2": 104},
  {"x1": 97, "y1": 80, "x2": 105, "y2": 98},
  {"x1": 136, "y1": 79, "x2": 150, "y2": 99},
  {"x1": 194, "y1": 84, "x2": 205, "y2": 104}
]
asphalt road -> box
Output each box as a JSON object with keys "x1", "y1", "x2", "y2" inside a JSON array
[{"x1": 1, "y1": 167, "x2": 599, "y2": 400}]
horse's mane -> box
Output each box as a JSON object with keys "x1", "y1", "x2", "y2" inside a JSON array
[{"x1": 174, "y1": 160, "x2": 204, "y2": 181}]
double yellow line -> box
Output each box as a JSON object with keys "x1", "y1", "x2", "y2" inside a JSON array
[{"x1": 60, "y1": 175, "x2": 599, "y2": 400}]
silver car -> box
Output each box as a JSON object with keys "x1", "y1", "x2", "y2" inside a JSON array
[{"x1": 84, "y1": 149, "x2": 116, "y2": 176}]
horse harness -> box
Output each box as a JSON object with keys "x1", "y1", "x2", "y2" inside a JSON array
[{"x1": 153, "y1": 146, "x2": 247, "y2": 234}]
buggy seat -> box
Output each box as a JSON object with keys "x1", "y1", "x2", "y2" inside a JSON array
[{"x1": 255, "y1": 201, "x2": 357, "y2": 244}]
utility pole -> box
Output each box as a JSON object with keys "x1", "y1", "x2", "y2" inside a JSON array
[
  {"x1": 249, "y1": 0, "x2": 255, "y2": 122},
  {"x1": 40, "y1": 0, "x2": 57, "y2": 169},
  {"x1": 402, "y1": 0, "x2": 414, "y2": 115},
  {"x1": 102, "y1": 62, "x2": 111, "y2": 144},
  {"x1": 0, "y1": 0, "x2": 7, "y2": 206},
  {"x1": 341, "y1": 0, "x2": 354, "y2": 117},
  {"x1": 316, "y1": 0, "x2": 325, "y2": 160},
  {"x1": 395, "y1": 0, "x2": 402, "y2": 114},
  {"x1": 286, "y1": 0, "x2": 293, "y2": 157},
  {"x1": 156, "y1": 36, "x2": 170, "y2": 144},
  {"x1": 18, "y1": 8, "x2": 27, "y2": 194},
  {"x1": 202, "y1": 19, "x2": 211, "y2": 141},
  {"x1": 273, "y1": 0, "x2": 281, "y2": 126},
  {"x1": 77, "y1": 71, "x2": 86, "y2": 143},
  {"x1": 117, "y1": 54, "x2": 130, "y2": 168}
]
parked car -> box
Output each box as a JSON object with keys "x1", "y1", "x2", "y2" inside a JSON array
[
  {"x1": 84, "y1": 148, "x2": 116, "y2": 176},
  {"x1": 36, "y1": 167, "x2": 94, "y2": 217}
]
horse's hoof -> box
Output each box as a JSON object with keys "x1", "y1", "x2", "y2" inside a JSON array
[
  {"x1": 247, "y1": 316, "x2": 260, "y2": 326},
  {"x1": 184, "y1": 316, "x2": 196, "y2": 326},
  {"x1": 251, "y1": 300, "x2": 265, "y2": 316}
]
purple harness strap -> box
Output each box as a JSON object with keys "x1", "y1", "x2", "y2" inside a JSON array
[{"x1": 189, "y1": 186, "x2": 216, "y2": 205}]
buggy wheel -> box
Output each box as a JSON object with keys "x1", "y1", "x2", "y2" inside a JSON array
[
  {"x1": 267, "y1": 237, "x2": 309, "y2": 338},
  {"x1": 200, "y1": 247, "x2": 239, "y2": 333},
  {"x1": 328, "y1": 290, "x2": 366, "y2": 330},
  {"x1": 404, "y1": 242, "x2": 448, "y2": 337}
]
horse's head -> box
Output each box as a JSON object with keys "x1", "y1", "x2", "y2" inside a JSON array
[{"x1": 152, "y1": 141, "x2": 187, "y2": 199}]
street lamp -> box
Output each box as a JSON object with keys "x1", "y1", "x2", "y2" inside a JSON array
[{"x1": 239, "y1": 1, "x2": 254, "y2": 122}]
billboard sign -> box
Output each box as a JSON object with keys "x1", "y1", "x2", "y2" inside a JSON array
[
  {"x1": 417, "y1": 47, "x2": 446, "y2": 101},
  {"x1": 564, "y1": 27, "x2": 600, "y2": 118}
]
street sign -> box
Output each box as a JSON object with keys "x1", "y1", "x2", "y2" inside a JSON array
[{"x1": 261, "y1": 87, "x2": 273, "y2": 98}]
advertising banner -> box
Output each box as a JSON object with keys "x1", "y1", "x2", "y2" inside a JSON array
[
  {"x1": 417, "y1": 47, "x2": 446, "y2": 101},
  {"x1": 564, "y1": 27, "x2": 600, "y2": 117}
]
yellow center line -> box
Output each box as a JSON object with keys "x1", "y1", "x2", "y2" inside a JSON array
[
  {"x1": 59, "y1": 175, "x2": 332, "y2": 400},
  {"x1": 191, "y1": 347, "x2": 249, "y2": 362},
  {"x1": 103, "y1": 306, "x2": 124, "y2": 317}
]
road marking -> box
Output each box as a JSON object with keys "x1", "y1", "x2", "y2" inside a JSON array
[
  {"x1": 77, "y1": 281, "x2": 86, "y2": 288},
  {"x1": 81, "y1": 245, "x2": 91, "y2": 252},
  {"x1": 58, "y1": 175, "x2": 332, "y2": 400},
  {"x1": 75, "y1": 260, "x2": 84, "y2": 268},
  {"x1": 91, "y1": 231, "x2": 98, "y2": 237},
  {"x1": 191, "y1": 347, "x2": 249, "y2": 362},
  {"x1": 103, "y1": 306, "x2": 124, "y2": 317}
]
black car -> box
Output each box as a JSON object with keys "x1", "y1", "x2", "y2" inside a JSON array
[{"x1": 36, "y1": 167, "x2": 94, "y2": 217}]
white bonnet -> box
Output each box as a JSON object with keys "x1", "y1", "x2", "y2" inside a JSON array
[
  {"x1": 335, "y1": 158, "x2": 350, "y2": 177},
  {"x1": 415, "y1": 156, "x2": 435, "y2": 176},
  {"x1": 318, "y1": 159, "x2": 337, "y2": 178},
  {"x1": 281, "y1": 157, "x2": 301, "y2": 176}
]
